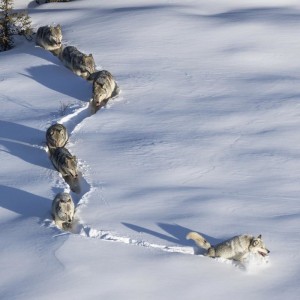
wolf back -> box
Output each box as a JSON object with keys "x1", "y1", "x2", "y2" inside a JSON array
[
  {"x1": 50, "y1": 147, "x2": 78, "y2": 178},
  {"x1": 59, "y1": 46, "x2": 96, "y2": 79},
  {"x1": 52, "y1": 192, "x2": 75, "y2": 230},
  {"x1": 36, "y1": 25, "x2": 62, "y2": 51},
  {"x1": 186, "y1": 231, "x2": 270, "y2": 262},
  {"x1": 90, "y1": 70, "x2": 120, "y2": 107}
]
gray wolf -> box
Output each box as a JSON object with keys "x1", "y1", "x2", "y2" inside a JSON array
[
  {"x1": 90, "y1": 70, "x2": 120, "y2": 108},
  {"x1": 59, "y1": 46, "x2": 96, "y2": 79},
  {"x1": 52, "y1": 192, "x2": 75, "y2": 230},
  {"x1": 186, "y1": 232, "x2": 270, "y2": 262},
  {"x1": 46, "y1": 123, "x2": 68, "y2": 150},
  {"x1": 36, "y1": 25, "x2": 62, "y2": 52},
  {"x1": 50, "y1": 147, "x2": 78, "y2": 179}
]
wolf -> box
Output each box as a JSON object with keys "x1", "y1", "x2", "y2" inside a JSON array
[
  {"x1": 36, "y1": 25, "x2": 62, "y2": 52},
  {"x1": 59, "y1": 46, "x2": 96, "y2": 79},
  {"x1": 90, "y1": 70, "x2": 120, "y2": 108},
  {"x1": 46, "y1": 123, "x2": 68, "y2": 150},
  {"x1": 186, "y1": 232, "x2": 270, "y2": 262},
  {"x1": 50, "y1": 147, "x2": 78, "y2": 179},
  {"x1": 52, "y1": 192, "x2": 75, "y2": 230}
]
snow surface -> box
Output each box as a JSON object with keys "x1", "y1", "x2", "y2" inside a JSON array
[{"x1": 1, "y1": 0, "x2": 300, "y2": 299}]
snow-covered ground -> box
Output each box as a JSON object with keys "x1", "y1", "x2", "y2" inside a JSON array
[{"x1": 1, "y1": 0, "x2": 300, "y2": 299}]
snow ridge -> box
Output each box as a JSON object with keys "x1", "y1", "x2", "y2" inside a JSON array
[{"x1": 78, "y1": 223, "x2": 195, "y2": 256}]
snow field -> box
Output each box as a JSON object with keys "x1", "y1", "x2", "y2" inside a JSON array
[{"x1": 1, "y1": 0, "x2": 300, "y2": 299}]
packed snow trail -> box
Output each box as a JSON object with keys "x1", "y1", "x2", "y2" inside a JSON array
[
  {"x1": 35, "y1": 3, "x2": 269, "y2": 273},
  {"x1": 42, "y1": 94, "x2": 250, "y2": 269},
  {"x1": 37, "y1": 46, "x2": 269, "y2": 274},
  {"x1": 45, "y1": 94, "x2": 198, "y2": 257}
]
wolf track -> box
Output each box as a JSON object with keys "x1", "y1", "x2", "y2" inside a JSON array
[{"x1": 186, "y1": 232, "x2": 270, "y2": 262}]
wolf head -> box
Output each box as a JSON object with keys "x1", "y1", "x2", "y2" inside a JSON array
[
  {"x1": 54, "y1": 192, "x2": 75, "y2": 223},
  {"x1": 93, "y1": 84, "x2": 108, "y2": 106},
  {"x1": 249, "y1": 235, "x2": 270, "y2": 257},
  {"x1": 82, "y1": 54, "x2": 96, "y2": 75},
  {"x1": 46, "y1": 124, "x2": 68, "y2": 148},
  {"x1": 66, "y1": 154, "x2": 78, "y2": 178},
  {"x1": 49, "y1": 25, "x2": 62, "y2": 48},
  {"x1": 92, "y1": 71, "x2": 115, "y2": 106}
]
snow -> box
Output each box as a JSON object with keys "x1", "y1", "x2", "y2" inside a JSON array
[{"x1": 1, "y1": 0, "x2": 300, "y2": 299}]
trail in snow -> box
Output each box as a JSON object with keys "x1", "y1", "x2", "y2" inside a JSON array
[
  {"x1": 45, "y1": 216, "x2": 269, "y2": 272},
  {"x1": 40, "y1": 67, "x2": 198, "y2": 259},
  {"x1": 34, "y1": 6, "x2": 269, "y2": 273},
  {"x1": 32, "y1": 1, "x2": 201, "y2": 262},
  {"x1": 57, "y1": 102, "x2": 93, "y2": 196},
  {"x1": 43, "y1": 99, "x2": 269, "y2": 271},
  {"x1": 77, "y1": 222, "x2": 195, "y2": 256},
  {"x1": 38, "y1": 49, "x2": 269, "y2": 272}
]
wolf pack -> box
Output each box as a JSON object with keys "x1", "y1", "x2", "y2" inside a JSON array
[
  {"x1": 35, "y1": 18, "x2": 270, "y2": 265},
  {"x1": 36, "y1": 23, "x2": 119, "y2": 231}
]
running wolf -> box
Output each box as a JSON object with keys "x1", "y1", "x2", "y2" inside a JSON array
[
  {"x1": 52, "y1": 192, "x2": 75, "y2": 230},
  {"x1": 186, "y1": 232, "x2": 270, "y2": 262},
  {"x1": 50, "y1": 147, "x2": 78, "y2": 179},
  {"x1": 59, "y1": 46, "x2": 96, "y2": 79},
  {"x1": 46, "y1": 123, "x2": 68, "y2": 150},
  {"x1": 36, "y1": 25, "x2": 62, "y2": 52},
  {"x1": 90, "y1": 70, "x2": 120, "y2": 108}
]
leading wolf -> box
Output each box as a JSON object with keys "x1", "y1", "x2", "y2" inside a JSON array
[
  {"x1": 50, "y1": 147, "x2": 78, "y2": 179},
  {"x1": 186, "y1": 231, "x2": 270, "y2": 262}
]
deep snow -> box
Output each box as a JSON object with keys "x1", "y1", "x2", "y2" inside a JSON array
[{"x1": 1, "y1": 0, "x2": 300, "y2": 299}]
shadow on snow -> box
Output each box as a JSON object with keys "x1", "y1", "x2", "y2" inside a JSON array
[
  {"x1": 0, "y1": 185, "x2": 51, "y2": 220},
  {"x1": 22, "y1": 65, "x2": 91, "y2": 101},
  {"x1": 122, "y1": 222, "x2": 221, "y2": 249}
]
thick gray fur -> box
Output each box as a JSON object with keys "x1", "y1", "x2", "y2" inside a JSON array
[
  {"x1": 90, "y1": 70, "x2": 120, "y2": 107},
  {"x1": 186, "y1": 232, "x2": 270, "y2": 262},
  {"x1": 52, "y1": 192, "x2": 75, "y2": 230},
  {"x1": 50, "y1": 147, "x2": 78, "y2": 178},
  {"x1": 46, "y1": 124, "x2": 68, "y2": 150},
  {"x1": 36, "y1": 25, "x2": 62, "y2": 51},
  {"x1": 59, "y1": 46, "x2": 96, "y2": 79}
]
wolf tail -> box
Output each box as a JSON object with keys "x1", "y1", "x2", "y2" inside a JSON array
[{"x1": 186, "y1": 232, "x2": 211, "y2": 250}]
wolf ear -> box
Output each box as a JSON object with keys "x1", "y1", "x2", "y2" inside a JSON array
[
  {"x1": 89, "y1": 54, "x2": 93, "y2": 57},
  {"x1": 257, "y1": 234, "x2": 262, "y2": 239}
]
